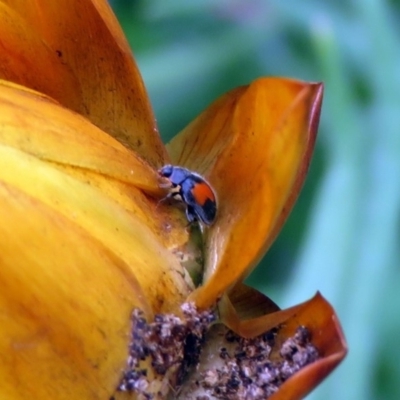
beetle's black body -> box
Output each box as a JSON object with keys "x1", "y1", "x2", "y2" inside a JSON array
[{"x1": 158, "y1": 165, "x2": 217, "y2": 225}]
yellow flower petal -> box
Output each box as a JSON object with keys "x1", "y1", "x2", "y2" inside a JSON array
[
  {"x1": 0, "y1": 180, "x2": 148, "y2": 399},
  {"x1": 0, "y1": 0, "x2": 167, "y2": 166},
  {"x1": 0, "y1": 80, "x2": 159, "y2": 193},
  {"x1": 167, "y1": 78, "x2": 323, "y2": 308},
  {"x1": 0, "y1": 81, "x2": 193, "y2": 399},
  {"x1": 0, "y1": 81, "x2": 191, "y2": 314}
]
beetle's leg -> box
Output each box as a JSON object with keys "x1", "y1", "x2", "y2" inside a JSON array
[
  {"x1": 159, "y1": 181, "x2": 173, "y2": 189},
  {"x1": 185, "y1": 205, "x2": 198, "y2": 225},
  {"x1": 158, "y1": 187, "x2": 182, "y2": 207}
]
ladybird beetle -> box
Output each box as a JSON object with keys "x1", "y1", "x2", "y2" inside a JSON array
[{"x1": 158, "y1": 165, "x2": 217, "y2": 226}]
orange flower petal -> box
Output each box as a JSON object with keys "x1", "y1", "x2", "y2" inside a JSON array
[
  {"x1": 179, "y1": 292, "x2": 346, "y2": 400},
  {"x1": 266, "y1": 293, "x2": 347, "y2": 400},
  {"x1": 0, "y1": 0, "x2": 167, "y2": 166},
  {"x1": 168, "y1": 78, "x2": 322, "y2": 308}
]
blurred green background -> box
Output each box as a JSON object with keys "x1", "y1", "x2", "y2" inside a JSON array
[{"x1": 111, "y1": 1, "x2": 400, "y2": 399}]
